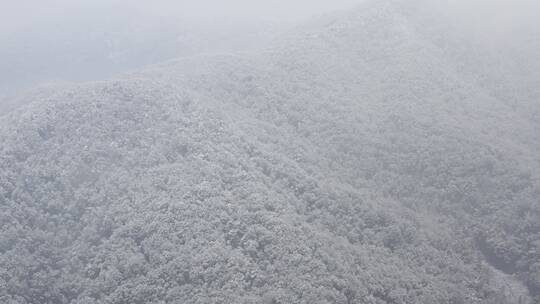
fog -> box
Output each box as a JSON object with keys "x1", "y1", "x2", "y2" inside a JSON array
[
  {"x1": 0, "y1": 0, "x2": 362, "y2": 109},
  {"x1": 1, "y1": 0, "x2": 538, "y2": 111},
  {"x1": 1, "y1": 0, "x2": 364, "y2": 29}
]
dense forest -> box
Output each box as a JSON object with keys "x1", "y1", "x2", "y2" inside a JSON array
[{"x1": 1, "y1": 0, "x2": 539, "y2": 303}]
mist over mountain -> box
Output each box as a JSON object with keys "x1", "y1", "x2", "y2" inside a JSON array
[
  {"x1": 0, "y1": 0, "x2": 362, "y2": 109},
  {"x1": 0, "y1": 4, "x2": 281, "y2": 110},
  {"x1": 1, "y1": 0, "x2": 539, "y2": 303}
]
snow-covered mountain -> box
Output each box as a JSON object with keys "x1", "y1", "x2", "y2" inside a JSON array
[{"x1": 1, "y1": 0, "x2": 539, "y2": 303}]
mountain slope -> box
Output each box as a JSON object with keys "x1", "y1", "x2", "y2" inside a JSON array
[{"x1": 1, "y1": 1, "x2": 539, "y2": 303}]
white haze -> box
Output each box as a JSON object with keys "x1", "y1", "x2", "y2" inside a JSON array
[
  {"x1": 0, "y1": 0, "x2": 362, "y2": 110},
  {"x1": 1, "y1": 0, "x2": 538, "y2": 112}
]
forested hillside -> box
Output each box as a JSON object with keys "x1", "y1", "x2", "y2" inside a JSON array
[{"x1": 1, "y1": 0, "x2": 539, "y2": 303}]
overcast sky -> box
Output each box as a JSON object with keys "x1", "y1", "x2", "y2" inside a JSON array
[
  {"x1": 0, "y1": 0, "x2": 366, "y2": 105},
  {"x1": 0, "y1": 0, "x2": 364, "y2": 36},
  {"x1": 1, "y1": 0, "x2": 538, "y2": 108}
]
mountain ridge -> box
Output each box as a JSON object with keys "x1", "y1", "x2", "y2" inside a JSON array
[{"x1": 1, "y1": 1, "x2": 539, "y2": 303}]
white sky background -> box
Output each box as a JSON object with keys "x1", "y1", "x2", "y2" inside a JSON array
[
  {"x1": 0, "y1": 0, "x2": 538, "y2": 109},
  {"x1": 0, "y1": 0, "x2": 364, "y2": 105},
  {"x1": 0, "y1": 0, "x2": 364, "y2": 36}
]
